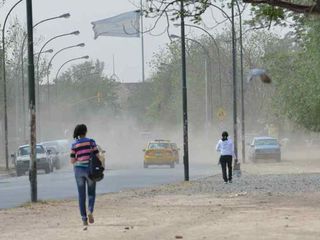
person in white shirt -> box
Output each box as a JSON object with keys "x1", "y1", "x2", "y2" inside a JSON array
[{"x1": 216, "y1": 131, "x2": 237, "y2": 184}]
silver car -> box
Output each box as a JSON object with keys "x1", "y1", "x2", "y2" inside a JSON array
[{"x1": 249, "y1": 137, "x2": 281, "y2": 162}]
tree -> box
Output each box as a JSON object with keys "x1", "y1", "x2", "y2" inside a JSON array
[
  {"x1": 263, "y1": 20, "x2": 320, "y2": 131},
  {"x1": 243, "y1": 0, "x2": 320, "y2": 14},
  {"x1": 40, "y1": 60, "x2": 120, "y2": 139},
  {"x1": 55, "y1": 60, "x2": 120, "y2": 116}
]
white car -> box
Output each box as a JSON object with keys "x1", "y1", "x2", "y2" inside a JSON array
[
  {"x1": 40, "y1": 139, "x2": 71, "y2": 169},
  {"x1": 14, "y1": 144, "x2": 54, "y2": 176}
]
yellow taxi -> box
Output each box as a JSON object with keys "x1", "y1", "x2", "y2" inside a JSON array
[{"x1": 143, "y1": 140, "x2": 177, "y2": 168}]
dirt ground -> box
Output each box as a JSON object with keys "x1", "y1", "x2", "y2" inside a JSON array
[{"x1": 1, "y1": 148, "x2": 320, "y2": 240}]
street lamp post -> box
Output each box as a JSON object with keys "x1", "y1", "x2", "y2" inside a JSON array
[
  {"x1": 55, "y1": 56, "x2": 89, "y2": 82},
  {"x1": 35, "y1": 31, "x2": 80, "y2": 109},
  {"x1": 26, "y1": 0, "x2": 37, "y2": 202},
  {"x1": 1, "y1": 0, "x2": 23, "y2": 170},
  {"x1": 45, "y1": 43, "x2": 85, "y2": 99},
  {"x1": 174, "y1": 23, "x2": 222, "y2": 108},
  {"x1": 35, "y1": 49, "x2": 53, "y2": 141},
  {"x1": 173, "y1": 24, "x2": 223, "y2": 133},
  {"x1": 231, "y1": 0, "x2": 238, "y2": 159},
  {"x1": 179, "y1": 0, "x2": 189, "y2": 181},
  {"x1": 170, "y1": 34, "x2": 212, "y2": 132},
  {"x1": 236, "y1": 1, "x2": 246, "y2": 163},
  {"x1": 20, "y1": 13, "x2": 71, "y2": 143}
]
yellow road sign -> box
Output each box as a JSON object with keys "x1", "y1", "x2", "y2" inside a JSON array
[{"x1": 217, "y1": 108, "x2": 226, "y2": 121}]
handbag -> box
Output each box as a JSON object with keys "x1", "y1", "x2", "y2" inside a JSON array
[{"x1": 88, "y1": 142, "x2": 104, "y2": 182}]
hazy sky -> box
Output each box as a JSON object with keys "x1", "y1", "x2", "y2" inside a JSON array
[
  {"x1": 1, "y1": 1, "x2": 283, "y2": 83},
  {"x1": 2, "y1": 0, "x2": 182, "y2": 82}
]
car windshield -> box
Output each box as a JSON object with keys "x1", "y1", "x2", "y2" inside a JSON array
[
  {"x1": 148, "y1": 143, "x2": 170, "y2": 149},
  {"x1": 46, "y1": 147, "x2": 57, "y2": 153},
  {"x1": 255, "y1": 139, "x2": 278, "y2": 146},
  {"x1": 19, "y1": 146, "x2": 45, "y2": 156},
  {"x1": 42, "y1": 141, "x2": 68, "y2": 153}
]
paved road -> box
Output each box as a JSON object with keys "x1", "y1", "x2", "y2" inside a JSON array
[{"x1": 0, "y1": 163, "x2": 219, "y2": 209}]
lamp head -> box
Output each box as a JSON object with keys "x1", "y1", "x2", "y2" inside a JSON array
[
  {"x1": 46, "y1": 49, "x2": 54, "y2": 53},
  {"x1": 82, "y1": 55, "x2": 89, "y2": 59},
  {"x1": 71, "y1": 30, "x2": 80, "y2": 35},
  {"x1": 60, "y1": 13, "x2": 70, "y2": 18},
  {"x1": 77, "y1": 43, "x2": 85, "y2": 47},
  {"x1": 170, "y1": 34, "x2": 180, "y2": 39}
]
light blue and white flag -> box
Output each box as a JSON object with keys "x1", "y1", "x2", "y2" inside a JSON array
[{"x1": 91, "y1": 10, "x2": 141, "y2": 39}]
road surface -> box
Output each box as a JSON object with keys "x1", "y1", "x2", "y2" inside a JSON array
[{"x1": 0, "y1": 163, "x2": 219, "y2": 209}]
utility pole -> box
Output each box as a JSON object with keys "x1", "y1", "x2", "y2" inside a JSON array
[
  {"x1": 140, "y1": 0, "x2": 145, "y2": 82},
  {"x1": 180, "y1": 0, "x2": 189, "y2": 181},
  {"x1": 26, "y1": 0, "x2": 37, "y2": 202},
  {"x1": 236, "y1": 1, "x2": 245, "y2": 163},
  {"x1": 231, "y1": 0, "x2": 238, "y2": 158},
  {"x1": 2, "y1": 0, "x2": 24, "y2": 170}
]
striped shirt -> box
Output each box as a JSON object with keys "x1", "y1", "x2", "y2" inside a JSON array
[{"x1": 70, "y1": 138, "x2": 99, "y2": 167}]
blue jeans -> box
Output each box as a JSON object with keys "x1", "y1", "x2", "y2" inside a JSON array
[{"x1": 74, "y1": 166, "x2": 96, "y2": 222}]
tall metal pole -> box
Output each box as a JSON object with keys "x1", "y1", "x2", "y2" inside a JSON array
[
  {"x1": 26, "y1": 0, "x2": 37, "y2": 202},
  {"x1": 45, "y1": 43, "x2": 85, "y2": 98},
  {"x1": 21, "y1": 34, "x2": 27, "y2": 143},
  {"x1": 185, "y1": 37, "x2": 211, "y2": 131},
  {"x1": 1, "y1": 0, "x2": 23, "y2": 170},
  {"x1": 236, "y1": 1, "x2": 245, "y2": 163},
  {"x1": 140, "y1": 0, "x2": 145, "y2": 82},
  {"x1": 20, "y1": 13, "x2": 71, "y2": 143},
  {"x1": 55, "y1": 56, "x2": 90, "y2": 82},
  {"x1": 231, "y1": 0, "x2": 238, "y2": 158},
  {"x1": 35, "y1": 31, "x2": 80, "y2": 110},
  {"x1": 174, "y1": 23, "x2": 223, "y2": 116},
  {"x1": 180, "y1": 0, "x2": 189, "y2": 181}
]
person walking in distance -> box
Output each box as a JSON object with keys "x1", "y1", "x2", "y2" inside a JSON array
[
  {"x1": 216, "y1": 131, "x2": 237, "y2": 184},
  {"x1": 70, "y1": 124, "x2": 100, "y2": 230}
]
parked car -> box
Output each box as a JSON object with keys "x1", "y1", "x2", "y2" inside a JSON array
[
  {"x1": 40, "y1": 139, "x2": 71, "y2": 169},
  {"x1": 14, "y1": 144, "x2": 54, "y2": 176},
  {"x1": 45, "y1": 146, "x2": 61, "y2": 169},
  {"x1": 249, "y1": 136, "x2": 281, "y2": 162},
  {"x1": 143, "y1": 140, "x2": 176, "y2": 168}
]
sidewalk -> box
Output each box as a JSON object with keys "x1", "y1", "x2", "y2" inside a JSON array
[
  {"x1": 1, "y1": 171, "x2": 320, "y2": 240},
  {"x1": 0, "y1": 167, "x2": 15, "y2": 179}
]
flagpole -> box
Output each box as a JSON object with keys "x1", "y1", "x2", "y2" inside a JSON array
[{"x1": 140, "y1": 0, "x2": 145, "y2": 82}]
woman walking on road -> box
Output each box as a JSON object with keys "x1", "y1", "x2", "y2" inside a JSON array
[
  {"x1": 70, "y1": 124, "x2": 100, "y2": 230},
  {"x1": 216, "y1": 131, "x2": 237, "y2": 184}
]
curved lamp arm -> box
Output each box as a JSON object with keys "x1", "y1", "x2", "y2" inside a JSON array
[{"x1": 55, "y1": 55, "x2": 89, "y2": 80}]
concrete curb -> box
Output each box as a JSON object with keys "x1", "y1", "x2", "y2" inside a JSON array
[{"x1": 0, "y1": 170, "x2": 16, "y2": 179}]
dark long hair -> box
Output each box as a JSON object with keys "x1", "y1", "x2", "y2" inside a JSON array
[
  {"x1": 222, "y1": 131, "x2": 228, "y2": 141},
  {"x1": 73, "y1": 124, "x2": 87, "y2": 139}
]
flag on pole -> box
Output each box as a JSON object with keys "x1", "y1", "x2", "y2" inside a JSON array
[{"x1": 91, "y1": 10, "x2": 141, "y2": 39}]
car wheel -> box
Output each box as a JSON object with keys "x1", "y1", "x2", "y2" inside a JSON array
[
  {"x1": 16, "y1": 168, "x2": 23, "y2": 177},
  {"x1": 55, "y1": 160, "x2": 61, "y2": 170},
  {"x1": 144, "y1": 163, "x2": 148, "y2": 168},
  {"x1": 276, "y1": 155, "x2": 281, "y2": 162},
  {"x1": 45, "y1": 164, "x2": 51, "y2": 174},
  {"x1": 170, "y1": 162, "x2": 175, "y2": 168}
]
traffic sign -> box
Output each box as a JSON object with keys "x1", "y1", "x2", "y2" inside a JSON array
[{"x1": 217, "y1": 108, "x2": 226, "y2": 121}]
